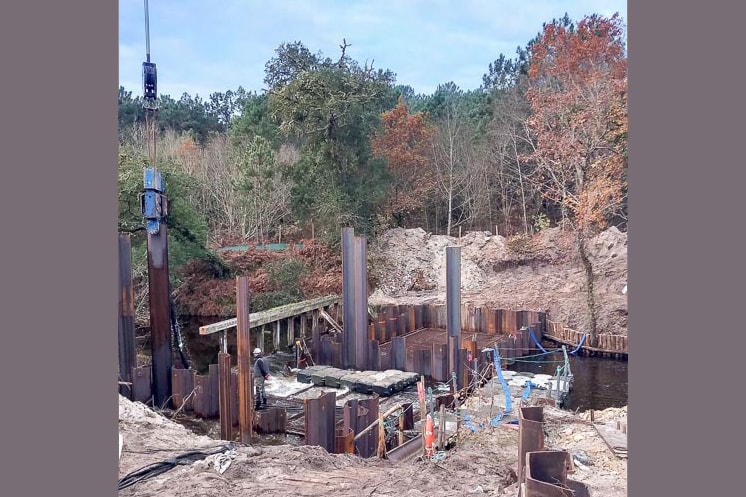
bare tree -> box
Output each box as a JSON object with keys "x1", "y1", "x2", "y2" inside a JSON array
[{"x1": 429, "y1": 100, "x2": 477, "y2": 236}]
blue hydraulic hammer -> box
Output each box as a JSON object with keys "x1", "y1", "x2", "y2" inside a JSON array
[{"x1": 141, "y1": 168, "x2": 168, "y2": 234}]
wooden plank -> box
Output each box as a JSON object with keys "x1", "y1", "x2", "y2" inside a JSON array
[
  {"x1": 200, "y1": 295, "x2": 341, "y2": 335},
  {"x1": 287, "y1": 317, "x2": 295, "y2": 346},
  {"x1": 593, "y1": 422, "x2": 628, "y2": 458},
  {"x1": 320, "y1": 308, "x2": 344, "y2": 334}
]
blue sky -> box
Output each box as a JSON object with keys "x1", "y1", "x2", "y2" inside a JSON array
[{"x1": 119, "y1": 0, "x2": 627, "y2": 99}]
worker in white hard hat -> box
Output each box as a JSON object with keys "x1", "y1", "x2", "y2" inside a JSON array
[{"x1": 253, "y1": 347, "x2": 270, "y2": 410}]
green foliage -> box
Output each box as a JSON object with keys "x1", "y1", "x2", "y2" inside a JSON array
[
  {"x1": 265, "y1": 41, "x2": 398, "y2": 238},
  {"x1": 116, "y1": 14, "x2": 626, "y2": 264},
  {"x1": 156, "y1": 93, "x2": 222, "y2": 146},
  {"x1": 250, "y1": 291, "x2": 298, "y2": 313},
  {"x1": 266, "y1": 258, "x2": 307, "y2": 297},
  {"x1": 118, "y1": 87, "x2": 144, "y2": 141},
  {"x1": 250, "y1": 257, "x2": 308, "y2": 312},
  {"x1": 229, "y1": 92, "x2": 281, "y2": 146},
  {"x1": 235, "y1": 135, "x2": 278, "y2": 193},
  {"x1": 533, "y1": 212, "x2": 551, "y2": 231}
]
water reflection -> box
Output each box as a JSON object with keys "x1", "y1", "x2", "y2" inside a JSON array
[{"x1": 507, "y1": 341, "x2": 628, "y2": 412}]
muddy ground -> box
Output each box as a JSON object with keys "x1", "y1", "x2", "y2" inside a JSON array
[{"x1": 119, "y1": 393, "x2": 627, "y2": 497}]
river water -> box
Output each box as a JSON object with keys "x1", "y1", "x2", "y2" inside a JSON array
[{"x1": 507, "y1": 340, "x2": 628, "y2": 412}]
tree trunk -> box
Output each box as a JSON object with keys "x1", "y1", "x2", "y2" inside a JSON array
[
  {"x1": 577, "y1": 231, "x2": 598, "y2": 347},
  {"x1": 447, "y1": 181, "x2": 453, "y2": 237}
]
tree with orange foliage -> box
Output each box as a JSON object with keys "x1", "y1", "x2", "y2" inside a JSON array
[
  {"x1": 524, "y1": 13, "x2": 627, "y2": 345},
  {"x1": 371, "y1": 96, "x2": 436, "y2": 226}
]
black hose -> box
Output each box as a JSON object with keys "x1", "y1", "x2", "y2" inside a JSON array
[
  {"x1": 118, "y1": 445, "x2": 231, "y2": 491},
  {"x1": 169, "y1": 291, "x2": 190, "y2": 369}
]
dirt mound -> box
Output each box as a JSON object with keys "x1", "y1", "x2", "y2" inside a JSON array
[
  {"x1": 173, "y1": 226, "x2": 627, "y2": 336},
  {"x1": 118, "y1": 394, "x2": 627, "y2": 497},
  {"x1": 369, "y1": 227, "x2": 628, "y2": 336}
]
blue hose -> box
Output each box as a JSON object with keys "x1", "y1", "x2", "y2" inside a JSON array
[
  {"x1": 570, "y1": 334, "x2": 587, "y2": 355},
  {"x1": 464, "y1": 414, "x2": 479, "y2": 432},
  {"x1": 493, "y1": 346, "x2": 512, "y2": 414},
  {"x1": 521, "y1": 381, "x2": 533, "y2": 401},
  {"x1": 528, "y1": 327, "x2": 550, "y2": 354},
  {"x1": 489, "y1": 346, "x2": 513, "y2": 427}
]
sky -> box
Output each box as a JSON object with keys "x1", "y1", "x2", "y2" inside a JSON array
[{"x1": 119, "y1": 0, "x2": 627, "y2": 99}]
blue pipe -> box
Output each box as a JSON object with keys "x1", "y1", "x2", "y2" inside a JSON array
[
  {"x1": 521, "y1": 381, "x2": 533, "y2": 401},
  {"x1": 570, "y1": 333, "x2": 587, "y2": 355},
  {"x1": 490, "y1": 345, "x2": 513, "y2": 427},
  {"x1": 493, "y1": 346, "x2": 512, "y2": 414},
  {"x1": 528, "y1": 327, "x2": 550, "y2": 354}
]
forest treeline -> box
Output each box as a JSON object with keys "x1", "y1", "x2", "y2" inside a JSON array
[{"x1": 118, "y1": 13, "x2": 627, "y2": 338}]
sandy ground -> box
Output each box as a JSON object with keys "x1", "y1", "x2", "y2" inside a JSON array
[
  {"x1": 367, "y1": 227, "x2": 628, "y2": 337},
  {"x1": 119, "y1": 390, "x2": 627, "y2": 497}
]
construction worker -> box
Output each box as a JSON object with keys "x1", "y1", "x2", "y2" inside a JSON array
[{"x1": 253, "y1": 347, "x2": 270, "y2": 410}]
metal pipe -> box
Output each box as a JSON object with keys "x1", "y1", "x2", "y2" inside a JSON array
[
  {"x1": 118, "y1": 234, "x2": 137, "y2": 398},
  {"x1": 341, "y1": 227, "x2": 355, "y2": 368},
  {"x1": 236, "y1": 276, "x2": 254, "y2": 442},
  {"x1": 143, "y1": 0, "x2": 151, "y2": 62},
  {"x1": 147, "y1": 227, "x2": 172, "y2": 407},
  {"x1": 353, "y1": 235, "x2": 369, "y2": 370},
  {"x1": 446, "y1": 246, "x2": 462, "y2": 390},
  {"x1": 446, "y1": 246, "x2": 461, "y2": 338}
]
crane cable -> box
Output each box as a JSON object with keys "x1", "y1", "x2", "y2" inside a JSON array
[
  {"x1": 143, "y1": 0, "x2": 191, "y2": 368},
  {"x1": 143, "y1": 0, "x2": 157, "y2": 170}
]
